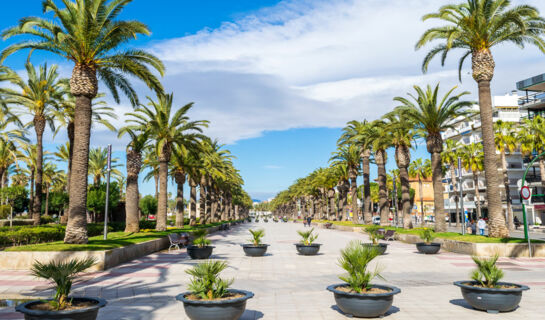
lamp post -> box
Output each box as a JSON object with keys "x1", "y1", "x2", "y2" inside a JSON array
[
  {"x1": 103, "y1": 144, "x2": 112, "y2": 240},
  {"x1": 458, "y1": 156, "x2": 465, "y2": 235},
  {"x1": 393, "y1": 173, "x2": 398, "y2": 227}
]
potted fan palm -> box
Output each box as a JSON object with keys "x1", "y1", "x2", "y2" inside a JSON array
[
  {"x1": 176, "y1": 260, "x2": 254, "y2": 320},
  {"x1": 241, "y1": 229, "x2": 269, "y2": 257},
  {"x1": 454, "y1": 254, "x2": 529, "y2": 313},
  {"x1": 295, "y1": 228, "x2": 321, "y2": 255},
  {"x1": 327, "y1": 241, "x2": 400, "y2": 318},
  {"x1": 264, "y1": 218, "x2": 269, "y2": 223},
  {"x1": 187, "y1": 229, "x2": 214, "y2": 259},
  {"x1": 363, "y1": 226, "x2": 388, "y2": 255},
  {"x1": 416, "y1": 228, "x2": 441, "y2": 254},
  {"x1": 15, "y1": 258, "x2": 106, "y2": 319}
]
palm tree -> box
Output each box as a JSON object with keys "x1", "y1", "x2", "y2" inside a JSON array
[
  {"x1": 383, "y1": 109, "x2": 415, "y2": 228},
  {"x1": 409, "y1": 158, "x2": 432, "y2": 225},
  {"x1": 461, "y1": 143, "x2": 485, "y2": 219},
  {"x1": 395, "y1": 84, "x2": 472, "y2": 232},
  {"x1": 0, "y1": 139, "x2": 18, "y2": 189},
  {"x1": 118, "y1": 127, "x2": 149, "y2": 233},
  {"x1": 0, "y1": 63, "x2": 65, "y2": 225},
  {"x1": 330, "y1": 144, "x2": 361, "y2": 223},
  {"x1": 442, "y1": 139, "x2": 461, "y2": 227},
  {"x1": 1, "y1": 0, "x2": 165, "y2": 243},
  {"x1": 339, "y1": 120, "x2": 374, "y2": 224},
  {"x1": 125, "y1": 93, "x2": 208, "y2": 231},
  {"x1": 518, "y1": 116, "x2": 545, "y2": 186},
  {"x1": 368, "y1": 121, "x2": 392, "y2": 226},
  {"x1": 416, "y1": 0, "x2": 545, "y2": 237},
  {"x1": 43, "y1": 162, "x2": 62, "y2": 217},
  {"x1": 495, "y1": 120, "x2": 517, "y2": 230},
  {"x1": 87, "y1": 147, "x2": 121, "y2": 186},
  {"x1": 20, "y1": 144, "x2": 37, "y2": 213}
]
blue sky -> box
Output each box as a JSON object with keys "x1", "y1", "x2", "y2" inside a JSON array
[{"x1": 1, "y1": 0, "x2": 545, "y2": 201}]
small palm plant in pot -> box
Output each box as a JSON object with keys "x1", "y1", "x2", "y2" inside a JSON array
[
  {"x1": 187, "y1": 229, "x2": 214, "y2": 260},
  {"x1": 454, "y1": 254, "x2": 529, "y2": 313},
  {"x1": 242, "y1": 229, "x2": 269, "y2": 256},
  {"x1": 295, "y1": 227, "x2": 321, "y2": 255},
  {"x1": 416, "y1": 228, "x2": 441, "y2": 254},
  {"x1": 15, "y1": 258, "x2": 107, "y2": 319},
  {"x1": 327, "y1": 241, "x2": 400, "y2": 318},
  {"x1": 363, "y1": 226, "x2": 388, "y2": 255},
  {"x1": 176, "y1": 261, "x2": 254, "y2": 320}
]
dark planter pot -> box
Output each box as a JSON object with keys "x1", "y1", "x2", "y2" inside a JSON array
[
  {"x1": 453, "y1": 281, "x2": 529, "y2": 313},
  {"x1": 295, "y1": 243, "x2": 321, "y2": 255},
  {"x1": 15, "y1": 297, "x2": 107, "y2": 320},
  {"x1": 187, "y1": 245, "x2": 214, "y2": 260},
  {"x1": 327, "y1": 284, "x2": 400, "y2": 318},
  {"x1": 176, "y1": 289, "x2": 254, "y2": 320},
  {"x1": 416, "y1": 242, "x2": 441, "y2": 254},
  {"x1": 362, "y1": 243, "x2": 388, "y2": 255},
  {"x1": 241, "y1": 244, "x2": 269, "y2": 257}
]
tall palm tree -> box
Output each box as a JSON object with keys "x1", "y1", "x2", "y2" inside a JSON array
[
  {"x1": 339, "y1": 120, "x2": 374, "y2": 224},
  {"x1": 416, "y1": 0, "x2": 545, "y2": 237},
  {"x1": 396, "y1": 84, "x2": 472, "y2": 232},
  {"x1": 330, "y1": 144, "x2": 361, "y2": 223},
  {"x1": 0, "y1": 139, "x2": 18, "y2": 189},
  {"x1": 461, "y1": 143, "x2": 485, "y2": 218},
  {"x1": 1, "y1": 0, "x2": 165, "y2": 243},
  {"x1": 408, "y1": 158, "x2": 432, "y2": 225},
  {"x1": 0, "y1": 63, "x2": 65, "y2": 225},
  {"x1": 87, "y1": 147, "x2": 121, "y2": 186},
  {"x1": 384, "y1": 109, "x2": 415, "y2": 228},
  {"x1": 518, "y1": 116, "x2": 545, "y2": 186},
  {"x1": 125, "y1": 93, "x2": 208, "y2": 231},
  {"x1": 368, "y1": 121, "x2": 392, "y2": 226},
  {"x1": 42, "y1": 162, "x2": 62, "y2": 217},
  {"x1": 495, "y1": 120, "x2": 517, "y2": 230},
  {"x1": 442, "y1": 139, "x2": 461, "y2": 227},
  {"x1": 118, "y1": 126, "x2": 149, "y2": 233}
]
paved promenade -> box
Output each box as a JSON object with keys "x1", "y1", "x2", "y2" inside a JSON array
[{"x1": 1, "y1": 222, "x2": 545, "y2": 319}]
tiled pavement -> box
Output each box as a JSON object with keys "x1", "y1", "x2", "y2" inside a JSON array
[{"x1": 1, "y1": 222, "x2": 545, "y2": 319}]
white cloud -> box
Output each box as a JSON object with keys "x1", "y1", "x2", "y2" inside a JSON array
[{"x1": 149, "y1": 0, "x2": 545, "y2": 144}]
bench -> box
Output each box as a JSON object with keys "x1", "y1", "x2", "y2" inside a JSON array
[
  {"x1": 383, "y1": 230, "x2": 396, "y2": 241},
  {"x1": 324, "y1": 223, "x2": 333, "y2": 229}
]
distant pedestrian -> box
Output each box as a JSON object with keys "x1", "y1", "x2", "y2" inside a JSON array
[
  {"x1": 307, "y1": 216, "x2": 312, "y2": 227},
  {"x1": 470, "y1": 220, "x2": 476, "y2": 235},
  {"x1": 514, "y1": 216, "x2": 521, "y2": 230},
  {"x1": 477, "y1": 218, "x2": 486, "y2": 236}
]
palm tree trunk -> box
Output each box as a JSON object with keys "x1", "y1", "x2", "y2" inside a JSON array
[
  {"x1": 399, "y1": 167, "x2": 412, "y2": 229},
  {"x1": 475, "y1": 74, "x2": 508, "y2": 237},
  {"x1": 199, "y1": 176, "x2": 207, "y2": 224},
  {"x1": 156, "y1": 155, "x2": 168, "y2": 231},
  {"x1": 350, "y1": 171, "x2": 359, "y2": 224},
  {"x1": 450, "y1": 165, "x2": 460, "y2": 227},
  {"x1": 473, "y1": 173, "x2": 482, "y2": 218},
  {"x1": 44, "y1": 185, "x2": 50, "y2": 217},
  {"x1": 205, "y1": 184, "x2": 212, "y2": 223},
  {"x1": 540, "y1": 159, "x2": 545, "y2": 188},
  {"x1": 362, "y1": 151, "x2": 372, "y2": 224},
  {"x1": 125, "y1": 149, "x2": 141, "y2": 233},
  {"x1": 154, "y1": 174, "x2": 159, "y2": 199},
  {"x1": 174, "y1": 172, "x2": 185, "y2": 228},
  {"x1": 64, "y1": 92, "x2": 94, "y2": 244},
  {"x1": 501, "y1": 152, "x2": 514, "y2": 231},
  {"x1": 29, "y1": 170, "x2": 35, "y2": 216},
  {"x1": 189, "y1": 177, "x2": 197, "y2": 225},
  {"x1": 61, "y1": 122, "x2": 74, "y2": 224},
  {"x1": 419, "y1": 177, "x2": 424, "y2": 225},
  {"x1": 431, "y1": 151, "x2": 446, "y2": 232},
  {"x1": 33, "y1": 119, "x2": 45, "y2": 226},
  {"x1": 376, "y1": 150, "x2": 388, "y2": 226}
]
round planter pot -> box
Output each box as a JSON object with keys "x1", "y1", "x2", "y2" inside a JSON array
[
  {"x1": 15, "y1": 297, "x2": 107, "y2": 320},
  {"x1": 187, "y1": 246, "x2": 215, "y2": 260},
  {"x1": 416, "y1": 242, "x2": 441, "y2": 254},
  {"x1": 295, "y1": 243, "x2": 321, "y2": 255},
  {"x1": 176, "y1": 289, "x2": 254, "y2": 320},
  {"x1": 453, "y1": 281, "x2": 529, "y2": 313},
  {"x1": 362, "y1": 243, "x2": 388, "y2": 255},
  {"x1": 241, "y1": 244, "x2": 269, "y2": 257},
  {"x1": 327, "y1": 284, "x2": 400, "y2": 318}
]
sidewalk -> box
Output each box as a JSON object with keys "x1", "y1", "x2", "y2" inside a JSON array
[{"x1": 1, "y1": 222, "x2": 544, "y2": 319}]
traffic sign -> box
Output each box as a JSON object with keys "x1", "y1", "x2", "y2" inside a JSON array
[{"x1": 521, "y1": 186, "x2": 531, "y2": 200}]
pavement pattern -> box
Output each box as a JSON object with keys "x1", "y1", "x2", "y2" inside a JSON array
[{"x1": 1, "y1": 222, "x2": 545, "y2": 319}]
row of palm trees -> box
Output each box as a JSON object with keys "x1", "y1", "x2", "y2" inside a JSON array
[
  {"x1": 0, "y1": 0, "x2": 251, "y2": 244},
  {"x1": 269, "y1": 0, "x2": 545, "y2": 238}
]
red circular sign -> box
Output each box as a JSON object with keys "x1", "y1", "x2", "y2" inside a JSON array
[{"x1": 521, "y1": 186, "x2": 531, "y2": 200}]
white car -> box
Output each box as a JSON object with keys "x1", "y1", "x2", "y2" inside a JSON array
[{"x1": 372, "y1": 216, "x2": 380, "y2": 225}]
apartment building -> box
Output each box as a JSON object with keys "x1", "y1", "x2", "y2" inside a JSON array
[{"x1": 441, "y1": 93, "x2": 525, "y2": 223}]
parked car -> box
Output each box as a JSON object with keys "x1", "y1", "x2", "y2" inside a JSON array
[{"x1": 372, "y1": 216, "x2": 380, "y2": 225}]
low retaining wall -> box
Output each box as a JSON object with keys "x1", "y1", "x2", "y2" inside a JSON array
[
  {"x1": 310, "y1": 221, "x2": 545, "y2": 258},
  {"x1": 0, "y1": 225, "x2": 224, "y2": 271}
]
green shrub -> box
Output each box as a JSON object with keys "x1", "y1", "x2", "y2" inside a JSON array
[
  {"x1": 420, "y1": 228, "x2": 436, "y2": 244},
  {"x1": 40, "y1": 215, "x2": 55, "y2": 224},
  {"x1": 192, "y1": 229, "x2": 211, "y2": 247},
  {"x1": 471, "y1": 254, "x2": 504, "y2": 288},
  {"x1": 338, "y1": 240, "x2": 383, "y2": 293},
  {"x1": 297, "y1": 228, "x2": 318, "y2": 245},
  {"x1": 186, "y1": 260, "x2": 233, "y2": 300},
  {"x1": 139, "y1": 195, "x2": 157, "y2": 217},
  {"x1": 364, "y1": 226, "x2": 383, "y2": 245},
  {"x1": 0, "y1": 205, "x2": 11, "y2": 219},
  {"x1": 248, "y1": 229, "x2": 265, "y2": 245},
  {"x1": 0, "y1": 225, "x2": 65, "y2": 247}
]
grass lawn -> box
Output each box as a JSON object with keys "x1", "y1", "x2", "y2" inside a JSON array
[
  {"x1": 4, "y1": 223, "x2": 222, "y2": 252},
  {"x1": 313, "y1": 220, "x2": 545, "y2": 244}
]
